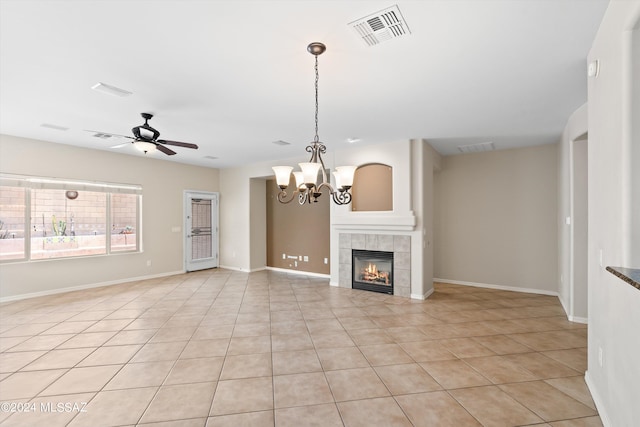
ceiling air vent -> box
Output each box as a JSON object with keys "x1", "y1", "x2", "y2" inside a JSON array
[
  {"x1": 203, "y1": 156, "x2": 218, "y2": 160},
  {"x1": 349, "y1": 5, "x2": 411, "y2": 47},
  {"x1": 91, "y1": 82, "x2": 132, "y2": 97},
  {"x1": 272, "y1": 140, "x2": 291, "y2": 146},
  {"x1": 40, "y1": 123, "x2": 69, "y2": 131},
  {"x1": 457, "y1": 141, "x2": 495, "y2": 153},
  {"x1": 91, "y1": 132, "x2": 114, "y2": 139}
]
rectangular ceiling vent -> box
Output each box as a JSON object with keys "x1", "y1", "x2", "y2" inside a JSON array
[
  {"x1": 92, "y1": 132, "x2": 114, "y2": 139},
  {"x1": 91, "y1": 82, "x2": 133, "y2": 97},
  {"x1": 272, "y1": 140, "x2": 291, "y2": 146},
  {"x1": 40, "y1": 123, "x2": 69, "y2": 131},
  {"x1": 457, "y1": 141, "x2": 495, "y2": 153},
  {"x1": 349, "y1": 5, "x2": 411, "y2": 47},
  {"x1": 203, "y1": 155, "x2": 218, "y2": 160}
]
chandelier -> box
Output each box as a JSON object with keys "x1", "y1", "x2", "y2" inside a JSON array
[{"x1": 272, "y1": 42, "x2": 356, "y2": 205}]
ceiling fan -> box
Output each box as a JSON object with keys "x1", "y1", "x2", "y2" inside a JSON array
[{"x1": 89, "y1": 113, "x2": 199, "y2": 155}]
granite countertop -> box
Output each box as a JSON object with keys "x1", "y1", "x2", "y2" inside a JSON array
[{"x1": 606, "y1": 266, "x2": 640, "y2": 290}]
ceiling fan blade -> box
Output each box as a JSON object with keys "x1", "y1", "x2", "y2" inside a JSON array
[
  {"x1": 157, "y1": 139, "x2": 199, "y2": 149},
  {"x1": 110, "y1": 143, "x2": 129, "y2": 149},
  {"x1": 156, "y1": 144, "x2": 177, "y2": 156}
]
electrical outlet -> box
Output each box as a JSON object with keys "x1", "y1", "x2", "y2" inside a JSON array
[
  {"x1": 282, "y1": 253, "x2": 286, "y2": 259},
  {"x1": 303, "y1": 256, "x2": 309, "y2": 262},
  {"x1": 324, "y1": 258, "x2": 328, "y2": 264},
  {"x1": 146, "y1": 260, "x2": 152, "y2": 267},
  {"x1": 294, "y1": 261, "x2": 298, "y2": 267},
  {"x1": 298, "y1": 255, "x2": 302, "y2": 261}
]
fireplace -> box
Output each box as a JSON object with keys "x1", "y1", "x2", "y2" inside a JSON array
[{"x1": 352, "y1": 249, "x2": 394, "y2": 294}]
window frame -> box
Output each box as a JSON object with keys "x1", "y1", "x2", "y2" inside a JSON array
[{"x1": 0, "y1": 173, "x2": 142, "y2": 263}]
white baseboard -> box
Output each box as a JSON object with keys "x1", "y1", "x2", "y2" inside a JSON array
[
  {"x1": 0, "y1": 270, "x2": 185, "y2": 303},
  {"x1": 568, "y1": 315, "x2": 588, "y2": 324},
  {"x1": 411, "y1": 286, "x2": 435, "y2": 300},
  {"x1": 558, "y1": 293, "x2": 570, "y2": 316},
  {"x1": 585, "y1": 370, "x2": 611, "y2": 427},
  {"x1": 434, "y1": 278, "x2": 559, "y2": 297},
  {"x1": 218, "y1": 265, "x2": 250, "y2": 272},
  {"x1": 552, "y1": 290, "x2": 589, "y2": 324},
  {"x1": 264, "y1": 266, "x2": 330, "y2": 279}
]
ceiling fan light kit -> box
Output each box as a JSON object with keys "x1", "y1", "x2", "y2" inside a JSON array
[
  {"x1": 272, "y1": 42, "x2": 356, "y2": 205},
  {"x1": 134, "y1": 140, "x2": 157, "y2": 154}
]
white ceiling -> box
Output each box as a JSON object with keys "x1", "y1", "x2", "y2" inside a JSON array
[{"x1": 0, "y1": 0, "x2": 608, "y2": 168}]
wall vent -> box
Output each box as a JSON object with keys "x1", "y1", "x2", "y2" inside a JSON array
[
  {"x1": 349, "y1": 5, "x2": 411, "y2": 47},
  {"x1": 457, "y1": 141, "x2": 495, "y2": 153}
]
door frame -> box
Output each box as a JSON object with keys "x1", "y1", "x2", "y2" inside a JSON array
[{"x1": 183, "y1": 190, "x2": 219, "y2": 272}]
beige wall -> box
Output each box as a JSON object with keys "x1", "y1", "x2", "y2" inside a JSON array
[
  {"x1": 434, "y1": 144, "x2": 558, "y2": 292},
  {"x1": 352, "y1": 164, "x2": 393, "y2": 212},
  {"x1": 266, "y1": 178, "x2": 330, "y2": 274},
  {"x1": 585, "y1": 2, "x2": 640, "y2": 425},
  {"x1": 0, "y1": 134, "x2": 219, "y2": 300}
]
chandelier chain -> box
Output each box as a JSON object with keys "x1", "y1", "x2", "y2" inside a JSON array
[{"x1": 314, "y1": 55, "x2": 319, "y2": 143}]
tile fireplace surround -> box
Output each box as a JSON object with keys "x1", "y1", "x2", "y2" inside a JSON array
[{"x1": 338, "y1": 233, "x2": 411, "y2": 297}]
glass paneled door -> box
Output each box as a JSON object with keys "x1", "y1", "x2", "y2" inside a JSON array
[{"x1": 184, "y1": 191, "x2": 218, "y2": 271}]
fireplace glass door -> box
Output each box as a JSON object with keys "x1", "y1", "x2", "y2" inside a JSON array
[{"x1": 352, "y1": 250, "x2": 394, "y2": 294}]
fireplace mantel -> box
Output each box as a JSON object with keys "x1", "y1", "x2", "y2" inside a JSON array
[{"x1": 332, "y1": 211, "x2": 416, "y2": 232}]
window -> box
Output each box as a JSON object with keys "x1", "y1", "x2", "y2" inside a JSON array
[
  {"x1": 0, "y1": 174, "x2": 141, "y2": 261},
  {"x1": 0, "y1": 186, "x2": 26, "y2": 261},
  {"x1": 111, "y1": 193, "x2": 138, "y2": 253}
]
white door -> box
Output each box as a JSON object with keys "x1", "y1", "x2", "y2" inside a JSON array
[{"x1": 185, "y1": 191, "x2": 218, "y2": 272}]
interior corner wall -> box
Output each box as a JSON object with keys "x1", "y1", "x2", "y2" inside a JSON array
[
  {"x1": 219, "y1": 166, "x2": 251, "y2": 271},
  {"x1": 558, "y1": 103, "x2": 588, "y2": 319},
  {"x1": 434, "y1": 144, "x2": 558, "y2": 293},
  {"x1": 419, "y1": 140, "x2": 441, "y2": 298},
  {"x1": 249, "y1": 178, "x2": 266, "y2": 272},
  {"x1": 0, "y1": 134, "x2": 219, "y2": 300},
  {"x1": 585, "y1": 2, "x2": 640, "y2": 425},
  {"x1": 219, "y1": 156, "x2": 308, "y2": 272}
]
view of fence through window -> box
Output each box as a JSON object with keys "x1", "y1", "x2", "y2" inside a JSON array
[
  {"x1": 0, "y1": 186, "x2": 25, "y2": 261},
  {"x1": 0, "y1": 175, "x2": 140, "y2": 261}
]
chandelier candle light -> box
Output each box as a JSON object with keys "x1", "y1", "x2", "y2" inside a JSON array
[{"x1": 272, "y1": 42, "x2": 357, "y2": 205}]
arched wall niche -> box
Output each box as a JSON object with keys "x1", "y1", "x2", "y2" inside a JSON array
[{"x1": 351, "y1": 163, "x2": 393, "y2": 212}]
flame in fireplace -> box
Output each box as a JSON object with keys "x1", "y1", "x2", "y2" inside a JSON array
[{"x1": 360, "y1": 262, "x2": 390, "y2": 284}]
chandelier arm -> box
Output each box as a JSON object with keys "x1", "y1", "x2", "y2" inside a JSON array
[
  {"x1": 277, "y1": 189, "x2": 300, "y2": 204},
  {"x1": 316, "y1": 181, "x2": 335, "y2": 194},
  {"x1": 332, "y1": 189, "x2": 352, "y2": 205}
]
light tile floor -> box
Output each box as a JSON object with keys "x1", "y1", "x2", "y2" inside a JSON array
[{"x1": 0, "y1": 269, "x2": 601, "y2": 426}]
